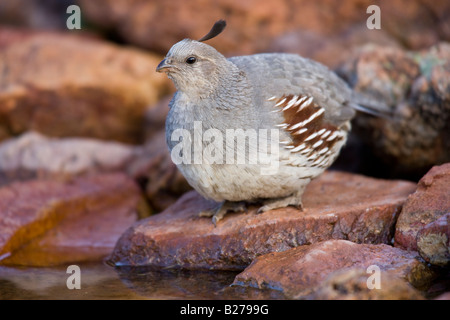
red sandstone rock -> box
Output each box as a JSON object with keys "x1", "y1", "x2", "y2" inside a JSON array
[
  {"x1": 394, "y1": 163, "x2": 450, "y2": 251},
  {"x1": 0, "y1": 173, "x2": 143, "y2": 266},
  {"x1": 233, "y1": 240, "x2": 434, "y2": 298},
  {"x1": 0, "y1": 28, "x2": 170, "y2": 143},
  {"x1": 109, "y1": 171, "x2": 415, "y2": 270}
]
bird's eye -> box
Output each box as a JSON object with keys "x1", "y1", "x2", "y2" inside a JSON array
[{"x1": 185, "y1": 56, "x2": 197, "y2": 64}]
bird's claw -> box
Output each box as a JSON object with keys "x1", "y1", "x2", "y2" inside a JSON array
[
  {"x1": 198, "y1": 201, "x2": 247, "y2": 226},
  {"x1": 257, "y1": 194, "x2": 304, "y2": 214}
]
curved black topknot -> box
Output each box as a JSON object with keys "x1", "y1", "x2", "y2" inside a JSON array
[{"x1": 198, "y1": 20, "x2": 227, "y2": 42}]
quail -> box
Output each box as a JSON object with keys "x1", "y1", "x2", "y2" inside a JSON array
[{"x1": 157, "y1": 20, "x2": 386, "y2": 225}]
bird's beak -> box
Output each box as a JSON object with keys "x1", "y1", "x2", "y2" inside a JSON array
[{"x1": 156, "y1": 58, "x2": 173, "y2": 73}]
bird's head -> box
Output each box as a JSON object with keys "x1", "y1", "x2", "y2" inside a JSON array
[{"x1": 156, "y1": 20, "x2": 233, "y2": 98}]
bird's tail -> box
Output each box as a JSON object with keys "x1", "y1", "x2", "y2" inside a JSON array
[{"x1": 350, "y1": 91, "x2": 393, "y2": 119}]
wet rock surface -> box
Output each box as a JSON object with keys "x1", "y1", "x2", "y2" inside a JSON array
[
  {"x1": 0, "y1": 173, "x2": 144, "y2": 266},
  {"x1": 109, "y1": 171, "x2": 416, "y2": 270},
  {"x1": 232, "y1": 240, "x2": 435, "y2": 298}
]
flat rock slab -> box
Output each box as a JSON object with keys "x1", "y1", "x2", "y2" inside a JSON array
[
  {"x1": 109, "y1": 171, "x2": 416, "y2": 270},
  {"x1": 0, "y1": 173, "x2": 142, "y2": 266},
  {"x1": 233, "y1": 240, "x2": 434, "y2": 298}
]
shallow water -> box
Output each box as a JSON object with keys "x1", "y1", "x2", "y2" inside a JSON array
[{"x1": 0, "y1": 262, "x2": 284, "y2": 300}]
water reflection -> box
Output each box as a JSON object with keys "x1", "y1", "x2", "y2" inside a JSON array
[
  {"x1": 116, "y1": 265, "x2": 285, "y2": 300},
  {"x1": 0, "y1": 262, "x2": 284, "y2": 300}
]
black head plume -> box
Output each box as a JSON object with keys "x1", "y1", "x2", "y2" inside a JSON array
[{"x1": 197, "y1": 20, "x2": 227, "y2": 42}]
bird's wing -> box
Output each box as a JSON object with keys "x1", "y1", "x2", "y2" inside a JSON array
[
  {"x1": 228, "y1": 53, "x2": 355, "y2": 127},
  {"x1": 267, "y1": 94, "x2": 351, "y2": 168},
  {"x1": 229, "y1": 53, "x2": 353, "y2": 168}
]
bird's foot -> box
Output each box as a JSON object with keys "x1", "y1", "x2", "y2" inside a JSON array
[
  {"x1": 199, "y1": 201, "x2": 247, "y2": 226},
  {"x1": 257, "y1": 193, "x2": 304, "y2": 214}
]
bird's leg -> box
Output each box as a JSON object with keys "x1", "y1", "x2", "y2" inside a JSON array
[
  {"x1": 199, "y1": 200, "x2": 247, "y2": 226},
  {"x1": 257, "y1": 190, "x2": 305, "y2": 214}
]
